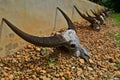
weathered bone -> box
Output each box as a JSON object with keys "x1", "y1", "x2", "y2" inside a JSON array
[
  {"x1": 74, "y1": 5, "x2": 100, "y2": 31},
  {"x1": 90, "y1": 9, "x2": 106, "y2": 25},
  {"x1": 2, "y1": 7, "x2": 90, "y2": 61},
  {"x1": 57, "y1": 7, "x2": 90, "y2": 61},
  {"x1": 101, "y1": 8, "x2": 110, "y2": 17}
]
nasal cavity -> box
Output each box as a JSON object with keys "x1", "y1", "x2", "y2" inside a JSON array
[{"x1": 70, "y1": 44, "x2": 76, "y2": 48}]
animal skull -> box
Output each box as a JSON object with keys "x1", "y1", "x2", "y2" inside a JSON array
[
  {"x1": 90, "y1": 9, "x2": 106, "y2": 25},
  {"x1": 74, "y1": 5, "x2": 101, "y2": 31},
  {"x1": 2, "y1": 7, "x2": 90, "y2": 61},
  {"x1": 62, "y1": 29, "x2": 89, "y2": 61}
]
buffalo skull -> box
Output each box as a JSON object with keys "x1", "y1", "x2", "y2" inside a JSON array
[
  {"x1": 90, "y1": 9, "x2": 106, "y2": 25},
  {"x1": 2, "y1": 7, "x2": 90, "y2": 61},
  {"x1": 74, "y1": 5, "x2": 101, "y2": 31}
]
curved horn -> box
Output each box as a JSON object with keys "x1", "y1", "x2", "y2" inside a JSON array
[
  {"x1": 74, "y1": 5, "x2": 88, "y2": 19},
  {"x1": 86, "y1": 11, "x2": 92, "y2": 18},
  {"x1": 57, "y1": 7, "x2": 76, "y2": 32},
  {"x1": 90, "y1": 9, "x2": 99, "y2": 16},
  {"x1": 74, "y1": 6, "x2": 96, "y2": 24},
  {"x1": 2, "y1": 18, "x2": 68, "y2": 47}
]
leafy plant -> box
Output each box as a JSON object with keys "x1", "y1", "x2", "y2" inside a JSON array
[
  {"x1": 116, "y1": 64, "x2": 120, "y2": 69},
  {"x1": 115, "y1": 33, "x2": 120, "y2": 45},
  {"x1": 48, "y1": 61, "x2": 56, "y2": 67},
  {"x1": 111, "y1": 13, "x2": 120, "y2": 26},
  {"x1": 115, "y1": 33, "x2": 120, "y2": 40},
  {"x1": 47, "y1": 57, "x2": 56, "y2": 67},
  {"x1": 65, "y1": 77, "x2": 71, "y2": 80},
  {"x1": 14, "y1": 71, "x2": 22, "y2": 76}
]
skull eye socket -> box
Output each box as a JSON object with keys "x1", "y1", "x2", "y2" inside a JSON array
[{"x1": 70, "y1": 44, "x2": 76, "y2": 48}]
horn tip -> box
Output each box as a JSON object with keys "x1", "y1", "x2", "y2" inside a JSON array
[
  {"x1": 2, "y1": 18, "x2": 5, "y2": 21},
  {"x1": 57, "y1": 7, "x2": 60, "y2": 10}
]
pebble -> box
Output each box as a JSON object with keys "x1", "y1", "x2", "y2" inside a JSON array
[
  {"x1": 1, "y1": 78, "x2": 5, "y2": 80},
  {"x1": 114, "y1": 71, "x2": 120, "y2": 77},
  {"x1": 52, "y1": 78, "x2": 60, "y2": 80},
  {"x1": 77, "y1": 67, "x2": 83, "y2": 76},
  {"x1": 97, "y1": 71, "x2": 103, "y2": 76},
  {"x1": 61, "y1": 77, "x2": 65, "y2": 80},
  {"x1": 46, "y1": 74, "x2": 51, "y2": 78},
  {"x1": 59, "y1": 72, "x2": 64, "y2": 77},
  {"x1": 87, "y1": 66, "x2": 93, "y2": 71},
  {"x1": 40, "y1": 70, "x2": 46, "y2": 74},
  {"x1": 65, "y1": 71, "x2": 72, "y2": 78},
  {"x1": 8, "y1": 74, "x2": 14, "y2": 79},
  {"x1": 89, "y1": 59, "x2": 94, "y2": 64},
  {"x1": 35, "y1": 47, "x2": 41, "y2": 52},
  {"x1": 55, "y1": 74, "x2": 59, "y2": 78},
  {"x1": 4, "y1": 67, "x2": 11, "y2": 70},
  {"x1": 32, "y1": 75, "x2": 37, "y2": 79},
  {"x1": 40, "y1": 76, "x2": 51, "y2": 80},
  {"x1": 27, "y1": 44, "x2": 34, "y2": 49},
  {"x1": 79, "y1": 59, "x2": 85, "y2": 64},
  {"x1": 36, "y1": 67, "x2": 42, "y2": 71},
  {"x1": 71, "y1": 66, "x2": 76, "y2": 70}
]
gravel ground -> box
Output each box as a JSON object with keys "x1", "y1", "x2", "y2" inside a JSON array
[{"x1": 0, "y1": 18, "x2": 120, "y2": 80}]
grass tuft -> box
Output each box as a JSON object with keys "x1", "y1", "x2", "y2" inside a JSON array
[
  {"x1": 115, "y1": 33, "x2": 120, "y2": 45},
  {"x1": 111, "y1": 13, "x2": 120, "y2": 26}
]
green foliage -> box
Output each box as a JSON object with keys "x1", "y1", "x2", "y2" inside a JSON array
[
  {"x1": 14, "y1": 71, "x2": 22, "y2": 76},
  {"x1": 48, "y1": 62, "x2": 56, "y2": 67},
  {"x1": 90, "y1": 0, "x2": 120, "y2": 12},
  {"x1": 65, "y1": 77, "x2": 71, "y2": 80},
  {"x1": 111, "y1": 13, "x2": 120, "y2": 26},
  {"x1": 115, "y1": 33, "x2": 120, "y2": 40},
  {"x1": 116, "y1": 64, "x2": 120, "y2": 69},
  {"x1": 115, "y1": 33, "x2": 120, "y2": 46},
  {"x1": 47, "y1": 57, "x2": 56, "y2": 67}
]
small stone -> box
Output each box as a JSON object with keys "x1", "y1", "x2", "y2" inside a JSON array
[
  {"x1": 59, "y1": 72, "x2": 64, "y2": 77},
  {"x1": 77, "y1": 67, "x2": 83, "y2": 76},
  {"x1": 30, "y1": 65, "x2": 34, "y2": 69},
  {"x1": 40, "y1": 76, "x2": 50, "y2": 80},
  {"x1": 40, "y1": 70, "x2": 46, "y2": 74},
  {"x1": 4, "y1": 67, "x2": 11, "y2": 70},
  {"x1": 8, "y1": 74, "x2": 14, "y2": 79},
  {"x1": 97, "y1": 71, "x2": 103, "y2": 76},
  {"x1": 65, "y1": 71, "x2": 72, "y2": 78},
  {"x1": 89, "y1": 76, "x2": 95, "y2": 80},
  {"x1": 27, "y1": 44, "x2": 33, "y2": 49},
  {"x1": 46, "y1": 74, "x2": 51, "y2": 78},
  {"x1": 40, "y1": 48, "x2": 47, "y2": 55},
  {"x1": 61, "y1": 77, "x2": 65, "y2": 80},
  {"x1": 98, "y1": 46, "x2": 102, "y2": 49},
  {"x1": 0, "y1": 63, "x2": 3, "y2": 67},
  {"x1": 36, "y1": 67, "x2": 42, "y2": 71},
  {"x1": 79, "y1": 59, "x2": 85, "y2": 64},
  {"x1": 32, "y1": 75, "x2": 37, "y2": 79},
  {"x1": 1, "y1": 78, "x2": 5, "y2": 80},
  {"x1": 89, "y1": 59, "x2": 94, "y2": 64},
  {"x1": 71, "y1": 66, "x2": 76, "y2": 70},
  {"x1": 60, "y1": 65, "x2": 64, "y2": 69},
  {"x1": 3, "y1": 71, "x2": 8, "y2": 76},
  {"x1": 87, "y1": 66, "x2": 93, "y2": 71},
  {"x1": 55, "y1": 74, "x2": 59, "y2": 78},
  {"x1": 35, "y1": 47, "x2": 41, "y2": 52},
  {"x1": 52, "y1": 77, "x2": 60, "y2": 80},
  {"x1": 114, "y1": 71, "x2": 120, "y2": 77}
]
